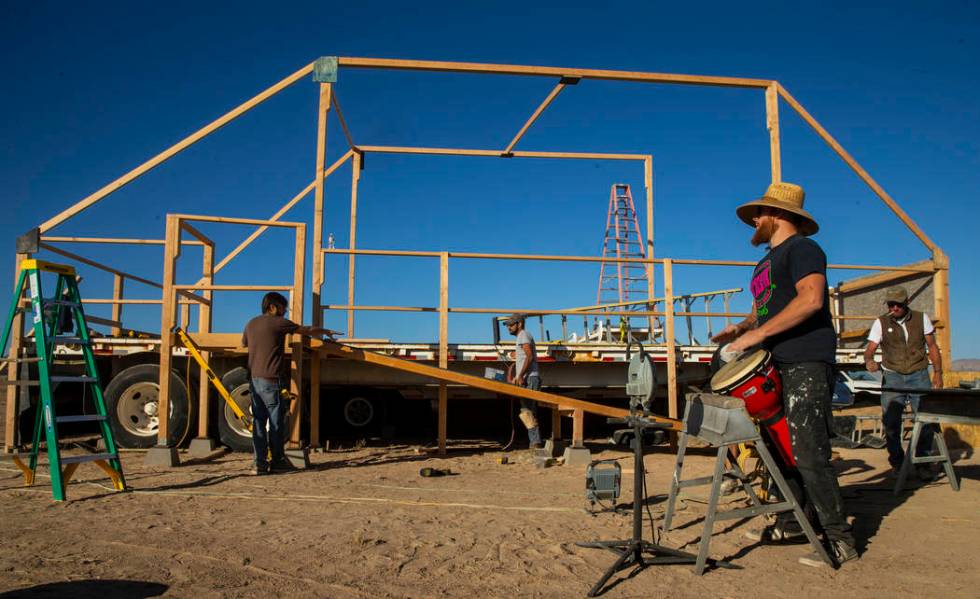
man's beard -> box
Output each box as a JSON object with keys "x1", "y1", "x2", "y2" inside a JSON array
[{"x1": 751, "y1": 217, "x2": 777, "y2": 247}]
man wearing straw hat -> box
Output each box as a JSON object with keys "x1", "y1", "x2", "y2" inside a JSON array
[
  {"x1": 863, "y1": 285, "x2": 943, "y2": 476},
  {"x1": 712, "y1": 182, "x2": 858, "y2": 566}
]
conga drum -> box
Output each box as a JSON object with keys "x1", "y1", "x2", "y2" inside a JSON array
[{"x1": 710, "y1": 349, "x2": 796, "y2": 467}]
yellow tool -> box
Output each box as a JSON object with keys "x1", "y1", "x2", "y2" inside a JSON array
[{"x1": 173, "y1": 327, "x2": 252, "y2": 432}]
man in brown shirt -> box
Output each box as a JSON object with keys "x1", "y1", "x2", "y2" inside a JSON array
[{"x1": 242, "y1": 292, "x2": 339, "y2": 474}]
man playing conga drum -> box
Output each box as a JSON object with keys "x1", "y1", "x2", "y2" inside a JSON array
[{"x1": 712, "y1": 182, "x2": 858, "y2": 566}]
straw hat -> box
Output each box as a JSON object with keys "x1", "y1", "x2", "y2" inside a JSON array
[{"x1": 735, "y1": 182, "x2": 819, "y2": 236}]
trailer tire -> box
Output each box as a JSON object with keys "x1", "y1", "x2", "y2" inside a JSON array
[
  {"x1": 105, "y1": 364, "x2": 193, "y2": 448},
  {"x1": 217, "y1": 368, "x2": 253, "y2": 452}
]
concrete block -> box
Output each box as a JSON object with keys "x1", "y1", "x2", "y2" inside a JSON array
[
  {"x1": 285, "y1": 447, "x2": 310, "y2": 469},
  {"x1": 144, "y1": 445, "x2": 180, "y2": 467},
  {"x1": 543, "y1": 439, "x2": 566, "y2": 457},
  {"x1": 562, "y1": 445, "x2": 592, "y2": 467},
  {"x1": 188, "y1": 438, "x2": 219, "y2": 457}
]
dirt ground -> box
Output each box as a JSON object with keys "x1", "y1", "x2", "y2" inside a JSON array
[{"x1": 0, "y1": 438, "x2": 977, "y2": 598}]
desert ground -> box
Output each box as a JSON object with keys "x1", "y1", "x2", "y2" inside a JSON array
[{"x1": 0, "y1": 437, "x2": 977, "y2": 598}]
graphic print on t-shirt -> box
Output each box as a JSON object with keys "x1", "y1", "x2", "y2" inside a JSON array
[{"x1": 750, "y1": 259, "x2": 775, "y2": 318}]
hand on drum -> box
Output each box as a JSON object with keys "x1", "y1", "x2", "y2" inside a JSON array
[
  {"x1": 728, "y1": 327, "x2": 765, "y2": 354},
  {"x1": 710, "y1": 324, "x2": 740, "y2": 344}
]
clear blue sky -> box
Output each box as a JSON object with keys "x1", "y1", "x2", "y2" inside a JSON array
[{"x1": 3, "y1": 1, "x2": 978, "y2": 359}]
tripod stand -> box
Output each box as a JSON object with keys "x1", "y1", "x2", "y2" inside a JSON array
[{"x1": 577, "y1": 412, "x2": 732, "y2": 596}]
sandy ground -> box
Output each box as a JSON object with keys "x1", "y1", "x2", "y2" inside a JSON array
[{"x1": 0, "y1": 439, "x2": 977, "y2": 599}]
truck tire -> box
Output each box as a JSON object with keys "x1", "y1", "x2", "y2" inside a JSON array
[
  {"x1": 342, "y1": 394, "x2": 377, "y2": 429},
  {"x1": 105, "y1": 364, "x2": 193, "y2": 448},
  {"x1": 217, "y1": 367, "x2": 254, "y2": 452}
]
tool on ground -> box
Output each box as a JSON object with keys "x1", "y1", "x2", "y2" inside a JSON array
[
  {"x1": 419, "y1": 467, "x2": 452, "y2": 477},
  {"x1": 585, "y1": 459, "x2": 621, "y2": 512},
  {"x1": 0, "y1": 259, "x2": 126, "y2": 501},
  {"x1": 663, "y1": 392, "x2": 833, "y2": 573},
  {"x1": 173, "y1": 326, "x2": 252, "y2": 432},
  {"x1": 577, "y1": 342, "x2": 728, "y2": 596}
]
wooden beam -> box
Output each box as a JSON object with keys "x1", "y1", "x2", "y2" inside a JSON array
[
  {"x1": 5, "y1": 253, "x2": 28, "y2": 450},
  {"x1": 777, "y1": 84, "x2": 937, "y2": 252},
  {"x1": 40, "y1": 243, "x2": 162, "y2": 288},
  {"x1": 288, "y1": 224, "x2": 307, "y2": 448},
  {"x1": 358, "y1": 145, "x2": 648, "y2": 161},
  {"x1": 174, "y1": 284, "x2": 293, "y2": 292},
  {"x1": 766, "y1": 83, "x2": 781, "y2": 183},
  {"x1": 170, "y1": 214, "x2": 304, "y2": 228},
  {"x1": 644, "y1": 156, "x2": 656, "y2": 336},
  {"x1": 38, "y1": 61, "x2": 316, "y2": 233},
  {"x1": 338, "y1": 57, "x2": 773, "y2": 88},
  {"x1": 111, "y1": 274, "x2": 124, "y2": 336},
  {"x1": 156, "y1": 216, "x2": 180, "y2": 447},
  {"x1": 663, "y1": 259, "x2": 679, "y2": 420},
  {"x1": 312, "y1": 83, "x2": 332, "y2": 328},
  {"x1": 438, "y1": 252, "x2": 449, "y2": 454},
  {"x1": 503, "y1": 81, "x2": 567, "y2": 153},
  {"x1": 196, "y1": 242, "x2": 214, "y2": 440},
  {"x1": 347, "y1": 152, "x2": 362, "y2": 337},
  {"x1": 331, "y1": 91, "x2": 355, "y2": 150},
  {"x1": 835, "y1": 259, "x2": 934, "y2": 294},
  {"x1": 933, "y1": 249, "x2": 951, "y2": 384},
  {"x1": 179, "y1": 221, "x2": 213, "y2": 246},
  {"x1": 42, "y1": 236, "x2": 205, "y2": 246}
]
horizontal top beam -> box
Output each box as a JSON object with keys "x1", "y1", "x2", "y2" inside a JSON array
[
  {"x1": 170, "y1": 214, "x2": 305, "y2": 229},
  {"x1": 357, "y1": 145, "x2": 649, "y2": 161},
  {"x1": 338, "y1": 57, "x2": 773, "y2": 89}
]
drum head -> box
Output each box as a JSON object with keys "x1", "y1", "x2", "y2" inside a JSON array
[{"x1": 710, "y1": 349, "x2": 770, "y2": 392}]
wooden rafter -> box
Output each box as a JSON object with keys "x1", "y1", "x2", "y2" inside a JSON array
[{"x1": 503, "y1": 81, "x2": 567, "y2": 154}]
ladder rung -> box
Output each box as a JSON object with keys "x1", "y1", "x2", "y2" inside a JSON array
[
  {"x1": 44, "y1": 299, "x2": 82, "y2": 308},
  {"x1": 50, "y1": 375, "x2": 98, "y2": 384},
  {"x1": 51, "y1": 337, "x2": 90, "y2": 345},
  {"x1": 56, "y1": 414, "x2": 108, "y2": 424},
  {"x1": 59, "y1": 452, "x2": 118, "y2": 465},
  {"x1": 0, "y1": 357, "x2": 42, "y2": 363}
]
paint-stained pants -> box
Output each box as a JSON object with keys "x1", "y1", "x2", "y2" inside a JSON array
[{"x1": 776, "y1": 361, "x2": 855, "y2": 547}]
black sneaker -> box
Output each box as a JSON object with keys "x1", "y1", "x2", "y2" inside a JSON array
[
  {"x1": 251, "y1": 463, "x2": 269, "y2": 476},
  {"x1": 270, "y1": 459, "x2": 295, "y2": 473},
  {"x1": 832, "y1": 539, "x2": 859, "y2": 564},
  {"x1": 745, "y1": 523, "x2": 806, "y2": 544}
]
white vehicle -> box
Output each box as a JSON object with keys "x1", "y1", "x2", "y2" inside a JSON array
[{"x1": 839, "y1": 370, "x2": 883, "y2": 398}]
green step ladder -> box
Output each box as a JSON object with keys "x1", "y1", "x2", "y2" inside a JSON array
[{"x1": 1, "y1": 259, "x2": 126, "y2": 501}]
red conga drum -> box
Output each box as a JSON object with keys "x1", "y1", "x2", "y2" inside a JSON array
[{"x1": 710, "y1": 349, "x2": 796, "y2": 467}]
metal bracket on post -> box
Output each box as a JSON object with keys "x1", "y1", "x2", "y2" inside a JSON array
[
  {"x1": 313, "y1": 56, "x2": 339, "y2": 83},
  {"x1": 16, "y1": 228, "x2": 40, "y2": 254}
]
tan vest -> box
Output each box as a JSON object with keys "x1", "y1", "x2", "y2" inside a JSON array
[{"x1": 878, "y1": 310, "x2": 929, "y2": 374}]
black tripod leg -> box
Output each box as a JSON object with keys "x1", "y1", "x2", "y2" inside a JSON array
[{"x1": 587, "y1": 547, "x2": 633, "y2": 597}]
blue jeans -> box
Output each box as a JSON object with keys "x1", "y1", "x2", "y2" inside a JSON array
[
  {"x1": 520, "y1": 374, "x2": 542, "y2": 446},
  {"x1": 881, "y1": 368, "x2": 936, "y2": 467},
  {"x1": 250, "y1": 378, "x2": 287, "y2": 466}
]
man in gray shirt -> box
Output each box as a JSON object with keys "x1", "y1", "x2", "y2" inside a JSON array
[{"x1": 504, "y1": 313, "x2": 542, "y2": 449}]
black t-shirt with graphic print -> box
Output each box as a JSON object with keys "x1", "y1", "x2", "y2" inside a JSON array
[{"x1": 749, "y1": 234, "x2": 836, "y2": 364}]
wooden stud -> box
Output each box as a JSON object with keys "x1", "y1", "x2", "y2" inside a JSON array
[
  {"x1": 644, "y1": 156, "x2": 656, "y2": 336},
  {"x1": 347, "y1": 152, "x2": 362, "y2": 337},
  {"x1": 503, "y1": 82, "x2": 567, "y2": 154},
  {"x1": 663, "y1": 259, "x2": 678, "y2": 420},
  {"x1": 111, "y1": 274, "x2": 124, "y2": 336},
  {"x1": 196, "y1": 242, "x2": 214, "y2": 440},
  {"x1": 359, "y1": 145, "x2": 648, "y2": 161},
  {"x1": 777, "y1": 85, "x2": 936, "y2": 252},
  {"x1": 156, "y1": 216, "x2": 181, "y2": 447},
  {"x1": 4, "y1": 253, "x2": 28, "y2": 450},
  {"x1": 288, "y1": 224, "x2": 307, "y2": 447},
  {"x1": 312, "y1": 83, "x2": 332, "y2": 328},
  {"x1": 572, "y1": 409, "x2": 585, "y2": 447},
  {"x1": 766, "y1": 83, "x2": 781, "y2": 184},
  {"x1": 933, "y1": 249, "x2": 952, "y2": 384},
  {"x1": 438, "y1": 252, "x2": 449, "y2": 454},
  {"x1": 38, "y1": 62, "x2": 316, "y2": 233},
  {"x1": 338, "y1": 57, "x2": 773, "y2": 88}
]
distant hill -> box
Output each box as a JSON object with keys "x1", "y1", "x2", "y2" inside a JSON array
[{"x1": 952, "y1": 359, "x2": 980, "y2": 372}]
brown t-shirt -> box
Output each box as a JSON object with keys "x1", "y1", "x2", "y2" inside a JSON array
[{"x1": 242, "y1": 314, "x2": 300, "y2": 380}]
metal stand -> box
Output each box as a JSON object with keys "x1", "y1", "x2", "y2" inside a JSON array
[
  {"x1": 577, "y1": 414, "x2": 727, "y2": 596},
  {"x1": 894, "y1": 414, "x2": 961, "y2": 494}
]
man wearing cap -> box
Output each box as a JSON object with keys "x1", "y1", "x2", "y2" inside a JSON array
[
  {"x1": 863, "y1": 286, "x2": 943, "y2": 474},
  {"x1": 503, "y1": 314, "x2": 543, "y2": 449},
  {"x1": 712, "y1": 182, "x2": 857, "y2": 566}
]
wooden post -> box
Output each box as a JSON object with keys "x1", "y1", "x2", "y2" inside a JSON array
[
  {"x1": 438, "y1": 252, "x2": 449, "y2": 454},
  {"x1": 663, "y1": 259, "x2": 678, "y2": 420},
  {"x1": 644, "y1": 156, "x2": 656, "y2": 336},
  {"x1": 766, "y1": 83, "x2": 781, "y2": 184},
  {"x1": 551, "y1": 408, "x2": 561, "y2": 441},
  {"x1": 4, "y1": 253, "x2": 28, "y2": 451},
  {"x1": 347, "y1": 152, "x2": 362, "y2": 337},
  {"x1": 933, "y1": 249, "x2": 952, "y2": 386},
  {"x1": 310, "y1": 349, "x2": 322, "y2": 449},
  {"x1": 157, "y1": 216, "x2": 181, "y2": 447},
  {"x1": 312, "y1": 83, "x2": 332, "y2": 329},
  {"x1": 196, "y1": 243, "x2": 214, "y2": 440},
  {"x1": 111, "y1": 274, "x2": 124, "y2": 336},
  {"x1": 288, "y1": 225, "x2": 307, "y2": 447},
  {"x1": 572, "y1": 408, "x2": 584, "y2": 448}
]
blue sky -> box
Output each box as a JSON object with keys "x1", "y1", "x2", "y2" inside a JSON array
[{"x1": 3, "y1": 1, "x2": 978, "y2": 359}]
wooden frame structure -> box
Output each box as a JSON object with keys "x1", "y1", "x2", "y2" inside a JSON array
[{"x1": 5, "y1": 56, "x2": 949, "y2": 455}]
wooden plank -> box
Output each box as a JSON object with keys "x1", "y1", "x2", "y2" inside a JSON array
[
  {"x1": 156, "y1": 216, "x2": 180, "y2": 446},
  {"x1": 338, "y1": 57, "x2": 773, "y2": 88},
  {"x1": 111, "y1": 274, "x2": 124, "y2": 336},
  {"x1": 358, "y1": 145, "x2": 648, "y2": 161},
  {"x1": 42, "y1": 236, "x2": 205, "y2": 246},
  {"x1": 438, "y1": 252, "x2": 449, "y2": 454},
  {"x1": 835, "y1": 259, "x2": 934, "y2": 294},
  {"x1": 331, "y1": 91, "x2": 356, "y2": 150},
  {"x1": 347, "y1": 152, "x2": 362, "y2": 337},
  {"x1": 777, "y1": 85, "x2": 936, "y2": 251},
  {"x1": 38, "y1": 62, "x2": 316, "y2": 233},
  {"x1": 288, "y1": 224, "x2": 307, "y2": 447},
  {"x1": 312, "y1": 83, "x2": 332, "y2": 328},
  {"x1": 503, "y1": 82, "x2": 566, "y2": 153},
  {"x1": 663, "y1": 259, "x2": 678, "y2": 420},
  {"x1": 40, "y1": 243, "x2": 162, "y2": 288},
  {"x1": 170, "y1": 214, "x2": 304, "y2": 228},
  {"x1": 175, "y1": 284, "x2": 292, "y2": 291},
  {"x1": 644, "y1": 156, "x2": 656, "y2": 336},
  {"x1": 4, "y1": 253, "x2": 28, "y2": 449},
  {"x1": 934, "y1": 249, "x2": 952, "y2": 383},
  {"x1": 197, "y1": 243, "x2": 214, "y2": 440},
  {"x1": 314, "y1": 339, "x2": 680, "y2": 428},
  {"x1": 572, "y1": 409, "x2": 585, "y2": 447},
  {"x1": 766, "y1": 83, "x2": 781, "y2": 183}
]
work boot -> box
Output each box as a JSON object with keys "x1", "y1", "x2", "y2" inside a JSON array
[
  {"x1": 744, "y1": 522, "x2": 806, "y2": 544},
  {"x1": 251, "y1": 462, "x2": 269, "y2": 476},
  {"x1": 798, "y1": 540, "x2": 858, "y2": 568},
  {"x1": 270, "y1": 458, "x2": 295, "y2": 473}
]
